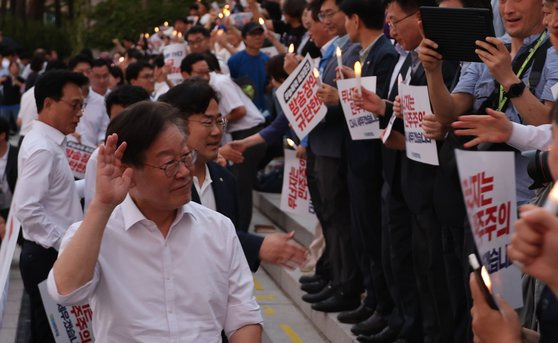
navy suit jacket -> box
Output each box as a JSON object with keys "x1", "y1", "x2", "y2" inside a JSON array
[
  {"x1": 191, "y1": 161, "x2": 264, "y2": 272},
  {"x1": 308, "y1": 36, "x2": 361, "y2": 159}
]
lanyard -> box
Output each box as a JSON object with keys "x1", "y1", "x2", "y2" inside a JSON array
[{"x1": 497, "y1": 31, "x2": 547, "y2": 111}]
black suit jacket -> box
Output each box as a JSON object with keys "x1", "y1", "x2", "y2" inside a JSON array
[
  {"x1": 191, "y1": 161, "x2": 264, "y2": 272},
  {"x1": 6, "y1": 144, "x2": 17, "y2": 193}
]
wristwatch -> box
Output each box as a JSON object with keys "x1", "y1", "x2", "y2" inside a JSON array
[{"x1": 505, "y1": 81, "x2": 526, "y2": 99}]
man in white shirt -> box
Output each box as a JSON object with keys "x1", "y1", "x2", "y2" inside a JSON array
[
  {"x1": 48, "y1": 101, "x2": 263, "y2": 342},
  {"x1": 14, "y1": 70, "x2": 88, "y2": 343}
]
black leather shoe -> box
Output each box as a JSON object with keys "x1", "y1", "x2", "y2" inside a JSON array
[
  {"x1": 302, "y1": 284, "x2": 335, "y2": 303},
  {"x1": 356, "y1": 326, "x2": 400, "y2": 343},
  {"x1": 351, "y1": 311, "x2": 388, "y2": 336},
  {"x1": 311, "y1": 292, "x2": 360, "y2": 312},
  {"x1": 337, "y1": 303, "x2": 375, "y2": 324},
  {"x1": 300, "y1": 279, "x2": 327, "y2": 294},
  {"x1": 299, "y1": 274, "x2": 322, "y2": 284}
]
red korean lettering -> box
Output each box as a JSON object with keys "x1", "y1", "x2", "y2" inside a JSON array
[{"x1": 497, "y1": 201, "x2": 511, "y2": 237}]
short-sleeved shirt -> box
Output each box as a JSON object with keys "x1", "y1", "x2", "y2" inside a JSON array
[
  {"x1": 452, "y1": 33, "x2": 558, "y2": 203},
  {"x1": 47, "y1": 195, "x2": 262, "y2": 341},
  {"x1": 227, "y1": 50, "x2": 270, "y2": 112}
]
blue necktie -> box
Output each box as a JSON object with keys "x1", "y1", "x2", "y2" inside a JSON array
[{"x1": 319, "y1": 42, "x2": 337, "y2": 73}]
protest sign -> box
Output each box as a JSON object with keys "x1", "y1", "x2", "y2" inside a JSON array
[
  {"x1": 337, "y1": 76, "x2": 380, "y2": 140},
  {"x1": 276, "y1": 54, "x2": 327, "y2": 139},
  {"x1": 0, "y1": 208, "x2": 20, "y2": 315},
  {"x1": 39, "y1": 281, "x2": 95, "y2": 343},
  {"x1": 398, "y1": 83, "x2": 439, "y2": 166},
  {"x1": 455, "y1": 150, "x2": 523, "y2": 309},
  {"x1": 552, "y1": 82, "x2": 558, "y2": 100},
  {"x1": 280, "y1": 149, "x2": 314, "y2": 215},
  {"x1": 65, "y1": 141, "x2": 96, "y2": 179},
  {"x1": 261, "y1": 46, "x2": 279, "y2": 58},
  {"x1": 162, "y1": 43, "x2": 187, "y2": 86},
  {"x1": 229, "y1": 12, "x2": 253, "y2": 27}
]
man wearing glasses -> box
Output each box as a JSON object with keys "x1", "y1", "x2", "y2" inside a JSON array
[
  {"x1": 14, "y1": 70, "x2": 89, "y2": 343},
  {"x1": 125, "y1": 60, "x2": 156, "y2": 97},
  {"x1": 47, "y1": 101, "x2": 263, "y2": 341}
]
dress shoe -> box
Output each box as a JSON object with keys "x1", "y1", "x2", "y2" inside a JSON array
[
  {"x1": 351, "y1": 311, "x2": 388, "y2": 336},
  {"x1": 337, "y1": 303, "x2": 375, "y2": 324},
  {"x1": 300, "y1": 279, "x2": 327, "y2": 294},
  {"x1": 311, "y1": 292, "x2": 360, "y2": 312},
  {"x1": 302, "y1": 284, "x2": 335, "y2": 303},
  {"x1": 299, "y1": 274, "x2": 323, "y2": 284},
  {"x1": 356, "y1": 326, "x2": 400, "y2": 343}
]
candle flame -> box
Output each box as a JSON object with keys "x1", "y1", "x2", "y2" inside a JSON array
[
  {"x1": 224, "y1": 9, "x2": 231, "y2": 17},
  {"x1": 219, "y1": 13, "x2": 224, "y2": 19},
  {"x1": 313, "y1": 67, "x2": 320, "y2": 79},
  {"x1": 177, "y1": 32, "x2": 183, "y2": 38},
  {"x1": 286, "y1": 138, "x2": 296, "y2": 148},
  {"x1": 259, "y1": 17, "x2": 265, "y2": 26},
  {"x1": 225, "y1": 4, "x2": 230, "y2": 9},
  {"x1": 154, "y1": 27, "x2": 159, "y2": 33},
  {"x1": 354, "y1": 61, "x2": 362, "y2": 77},
  {"x1": 164, "y1": 21, "x2": 169, "y2": 27},
  {"x1": 144, "y1": 33, "x2": 150, "y2": 39},
  {"x1": 172, "y1": 30, "x2": 177, "y2": 37},
  {"x1": 288, "y1": 44, "x2": 294, "y2": 54},
  {"x1": 480, "y1": 266, "x2": 492, "y2": 291},
  {"x1": 549, "y1": 183, "x2": 558, "y2": 203},
  {"x1": 336, "y1": 46, "x2": 342, "y2": 57},
  {"x1": 118, "y1": 56, "x2": 125, "y2": 63},
  {"x1": 217, "y1": 29, "x2": 224, "y2": 36}
]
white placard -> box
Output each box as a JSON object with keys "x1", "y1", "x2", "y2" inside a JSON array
[
  {"x1": 280, "y1": 149, "x2": 314, "y2": 215},
  {"x1": 39, "y1": 281, "x2": 95, "y2": 343},
  {"x1": 276, "y1": 55, "x2": 327, "y2": 140},
  {"x1": 0, "y1": 208, "x2": 20, "y2": 316},
  {"x1": 552, "y1": 82, "x2": 558, "y2": 100},
  {"x1": 398, "y1": 83, "x2": 439, "y2": 166},
  {"x1": 337, "y1": 76, "x2": 380, "y2": 140},
  {"x1": 455, "y1": 149, "x2": 523, "y2": 309},
  {"x1": 261, "y1": 46, "x2": 279, "y2": 58},
  {"x1": 65, "y1": 141, "x2": 95, "y2": 180},
  {"x1": 383, "y1": 115, "x2": 397, "y2": 143},
  {"x1": 229, "y1": 12, "x2": 253, "y2": 27},
  {"x1": 163, "y1": 43, "x2": 187, "y2": 86}
]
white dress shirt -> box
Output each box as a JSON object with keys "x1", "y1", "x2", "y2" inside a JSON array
[
  {"x1": 76, "y1": 91, "x2": 110, "y2": 147},
  {"x1": 209, "y1": 72, "x2": 265, "y2": 133},
  {"x1": 0, "y1": 147, "x2": 11, "y2": 210},
  {"x1": 507, "y1": 123, "x2": 552, "y2": 152},
  {"x1": 17, "y1": 86, "x2": 38, "y2": 136},
  {"x1": 47, "y1": 195, "x2": 262, "y2": 342},
  {"x1": 14, "y1": 121, "x2": 83, "y2": 250},
  {"x1": 193, "y1": 164, "x2": 217, "y2": 211}
]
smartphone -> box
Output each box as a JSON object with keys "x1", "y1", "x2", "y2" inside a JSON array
[{"x1": 468, "y1": 254, "x2": 499, "y2": 310}]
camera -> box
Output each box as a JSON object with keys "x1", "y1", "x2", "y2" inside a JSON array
[{"x1": 525, "y1": 150, "x2": 552, "y2": 189}]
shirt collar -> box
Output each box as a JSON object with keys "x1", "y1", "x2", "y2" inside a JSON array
[
  {"x1": 394, "y1": 43, "x2": 408, "y2": 57},
  {"x1": 193, "y1": 164, "x2": 213, "y2": 191},
  {"x1": 33, "y1": 120, "x2": 67, "y2": 147},
  {"x1": 321, "y1": 37, "x2": 337, "y2": 56},
  {"x1": 121, "y1": 193, "x2": 198, "y2": 231}
]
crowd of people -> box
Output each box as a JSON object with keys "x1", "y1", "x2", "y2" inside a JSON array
[{"x1": 1, "y1": 0, "x2": 558, "y2": 341}]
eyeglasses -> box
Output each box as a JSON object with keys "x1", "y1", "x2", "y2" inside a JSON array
[
  {"x1": 387, "y1": 10, "x2": 418, "y2": 31},
  {"x1": 318, "y1": 9, "x2": 339, "y2": 22},
  {"x1": 188, "y1": 116, "x2": 227, "y2": 130},
  {"x1": 138, "y1": 73, "x2": 155, "y2": 80},
  {"x1": 188, "y1": 37, "x2": 207, "y2": 46},
  {"x1": 144, "y1": 150, "x2": 198, "y2": 178},
  {"x1": 58, "y1": 99, "x2": 86, "y2": 112}
]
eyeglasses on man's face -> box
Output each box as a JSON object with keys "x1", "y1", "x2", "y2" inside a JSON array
[
  {"x1": 188, "y1": 116, "x2": 227, "y2": 130},
  {"x1": 58, "y1": 98, "x2": 86, "y2": 112},
  {"x1": 318, "y1": 9, "x2": 339, "y2": 22},
  {"x1": 387, "y1": 10, "x2": 418, "y2": 31},
  {"x1": 144, "y1": 150, "x2": 198, "y2": 178}
]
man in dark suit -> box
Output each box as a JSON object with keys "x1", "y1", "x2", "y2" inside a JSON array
[
  {"x1": 303, "y1": 0, "x2": 362, "y2": 313},
  {"x1": 159, "y1": 79, "x2": 308, "y2": 272},
  {"x1": 328, "y1": 0, "x2": 399, "y2": 336}
]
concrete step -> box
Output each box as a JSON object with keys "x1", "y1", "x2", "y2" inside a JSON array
[{"x1": 251, "y1": 192, "x2": 357, "y2": 343}]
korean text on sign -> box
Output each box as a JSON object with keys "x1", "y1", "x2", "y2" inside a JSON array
[
  {"x1": 455, "y1": 150, "x2": 522, "y2": 309},
  {"x1": 280, "y1": 149, "x2": 314, "y2": 215},
  {"x1": 276, "y1": 54, "x2": 327, "y2": 139},
  {"x1": 337, "y1": 76, "x2": 380, "y2": 140}
]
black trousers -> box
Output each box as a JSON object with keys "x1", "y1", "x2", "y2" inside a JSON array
[
  {"x1": 306, "y1": 148, "x2": 331, "y2": 281},
  {"x1": 411, "y1": 206, "x2": 453, "y2": 343},
  {"x1": 19, "y1": 239, "x2": 57, "y2": 343},
  {"x1": 382, "y1": 183, "x2": 422, "y2": 342},
  {"x1": 346, "y1": 140, "x2": 391, "y2": 312},
  {"x1": 230, "y1": 125, "x2": 267, "y2": 232},
  {"x1": 314, "y1": 155, "x2": 361, "y2": 295}
]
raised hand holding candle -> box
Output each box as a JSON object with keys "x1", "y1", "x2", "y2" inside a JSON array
[
  {"x1": 288, "y1": 43, "x2": 295, "y2": 54},
  {"x1": 336, "y1": 46, "x2": 344, "y2": 80},
  {"x1": 259, "y1": 18, "x2": 267, "y2": 32}
]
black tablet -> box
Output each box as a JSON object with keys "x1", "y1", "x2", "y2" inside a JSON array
[{"x1": 419, "y1": 7, "x2": 495, "y2": 62}]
